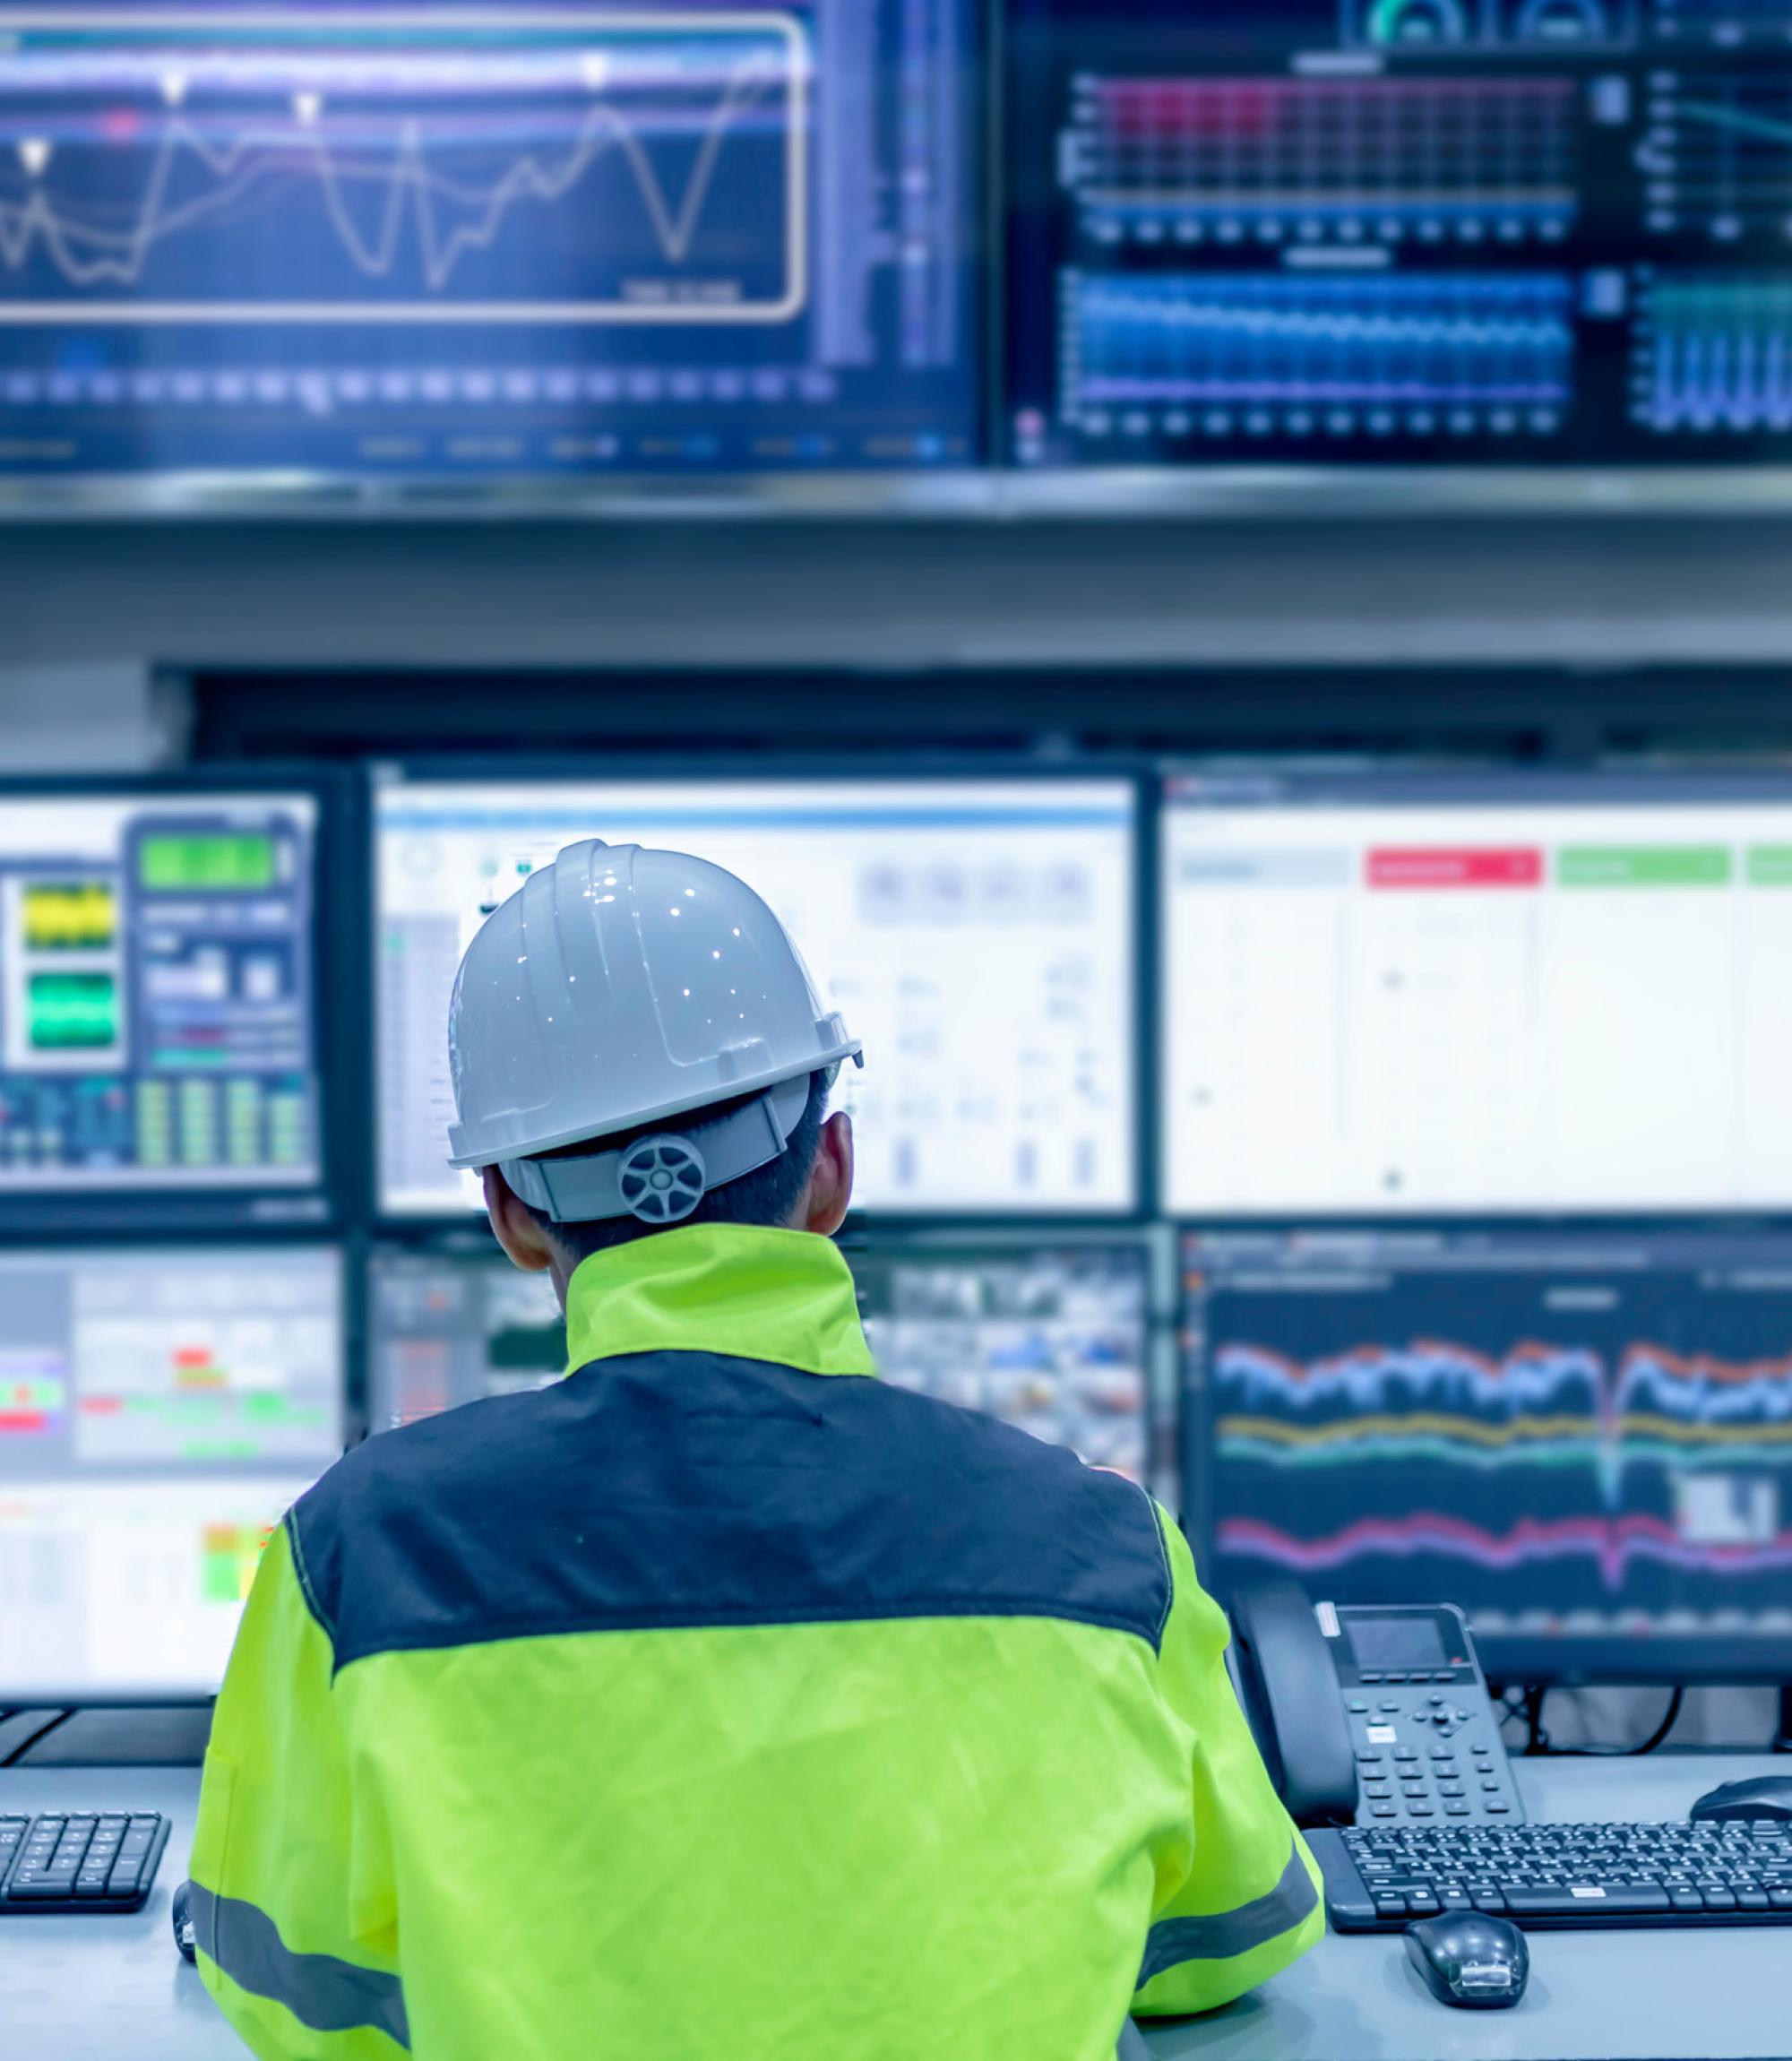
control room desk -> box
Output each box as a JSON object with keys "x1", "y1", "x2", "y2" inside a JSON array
[{"x1": 3, "y1": 1754, "x2": 1788, "y2": 2060}]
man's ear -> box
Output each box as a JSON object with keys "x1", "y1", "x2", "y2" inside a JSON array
[
  {"x1": 797, "y1": 1111, "x2": 855, "y2": 1237},
  {"x1": 484, "y1": 1166, "x2": 558, "y2": 1274}
]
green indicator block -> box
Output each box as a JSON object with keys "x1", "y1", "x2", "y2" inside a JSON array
[
  {"x1": 201, "y1": 1547, "x2": 243, "y2": 1605},
  {"x1": 1556, "y1": 847, "x2": 1732, "y2": 888},
  {"x1": 27, "y1": 972, "x2": 117, "y2": 1050},
  {"x1": 1748, "y1": 847, "x2": 1792, "y2": 886},
  {"x1": 140, "y1": 833, "x2": 277, "y2": 893}
]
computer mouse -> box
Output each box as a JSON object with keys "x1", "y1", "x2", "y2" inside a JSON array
[
  {"x1": 1690, "y1": 1777, "x2": 1792, "y2": 1825},
  {"x1": 1403, "y1": 1912, "x2": 1529, "y2": 2011}
]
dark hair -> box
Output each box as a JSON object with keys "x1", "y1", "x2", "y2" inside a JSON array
[{"x1": 517, "y1": 1071, "x2": 833, "y2": 1266}]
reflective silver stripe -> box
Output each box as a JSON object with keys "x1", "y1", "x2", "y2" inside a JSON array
[
  {"x1": 1137, "y1": 1840, "x2": 1319, "y2": 1988},
  {"x1": 189, "y1": 1882, "x2": 410, "y2": 2049}
]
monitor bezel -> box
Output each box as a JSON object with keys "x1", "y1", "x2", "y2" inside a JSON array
[
  {"x1": 0, "y1": 1233, "x2": 349, "y2": 1710},
  {"x1": 0, "y1": 767, "x2": 357, "y2": 1234},
  {"x1": 367, "y1": 755, "x2": 1151, "y2": 1228}
]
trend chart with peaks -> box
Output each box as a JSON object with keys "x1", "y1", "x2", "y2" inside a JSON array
[
  {"x1": 1009, "y1": 0, "x2": 1792, "y2": 463},
  {"x1": 0, "y1": 1, "x2": 983, "y2": 476},
  {"x1": 0, "y1": 12, "x2": 806, "y2": 318},
  {"x1": 1185, "y1": 1232, "x2": 1792, "y2": 1654}
]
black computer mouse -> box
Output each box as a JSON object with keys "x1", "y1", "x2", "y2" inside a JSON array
[
  {"x1": 1690, "y1": 1777, "x2": 1792, "y2": 1825},
  {"x1": 1403, "y1": 1912, "x2": 1529, "y2": 2011},
  {"x1": 172, "y1": 1879, "x2": 198, "y2": 1964}
]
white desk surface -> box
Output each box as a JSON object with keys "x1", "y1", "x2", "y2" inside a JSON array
[{"x1": 1, "y1": 1754, "x2": 1788, "y2": 2060}]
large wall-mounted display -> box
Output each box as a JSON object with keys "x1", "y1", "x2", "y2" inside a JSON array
[
  {"x1": 1007, "y1": 0, "x2": 1792, "y2": 466},
  {"x1": 0, "y1": 1, "x2": 984, "y2": 480}
]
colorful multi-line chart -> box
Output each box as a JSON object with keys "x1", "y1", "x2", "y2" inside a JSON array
[
  {"x1": 1066, "y1": 76, "x2": 1581, "y2": 248},
  {"x1": 1204, "y1": 1273, "x2": 1792, "y2": 1622},
  {"x1": 0, "y1": 8, "x2": 809, "y2": 323},
  {"x1": 1641, "y1": 73, "x2": 1792, "y2": 243},
  {"x1": 1064, "y1": 271, "x2": 1575, "y2": 436},
  {"x1": 1632, "y1": 271, "x2": 1792, "y2": 431}
]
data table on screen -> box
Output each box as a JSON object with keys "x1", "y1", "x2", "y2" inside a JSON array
[
  {"x1": 0, "y1": 792, "x2": 323, "y2": 1210},
  {"x1": 375, "y1": 776, "x2": 1139, "y2": 1219},
  {"x1": 1183, "y1": 1229, "x2": 1792, "y2": 1679},
  {"x1": 1007, "y1": 0, "x2": 1792, "y2": 465},
  {"x1": 0, "y1": 1244, "x2": 342, "y2": 1701},
  {"x1": 1161, "y1": 773, "x2": 1792, "y2": 1216},
  {"x1": 0, "y1": 0, "x2": 983, "y2": 482}
]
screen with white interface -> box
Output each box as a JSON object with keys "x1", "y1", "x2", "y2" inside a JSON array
[
  {"x1": 0, "y1": 1244, "x2": 343, "y2": 1699},
  {"x1": 1162, "y1": 771, "x2": 1792, "y2": 1216},
  {"x1": 375, "y1": 775, "x2": 1139, "y2": 1217},
  {"x1": 0, "y1": 792, "x2": 322, "y2": 1204}
]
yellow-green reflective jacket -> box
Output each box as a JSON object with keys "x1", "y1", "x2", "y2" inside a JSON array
[{"x1": 192, "y1": 1223, "x2": 1322, "y2": 2061}]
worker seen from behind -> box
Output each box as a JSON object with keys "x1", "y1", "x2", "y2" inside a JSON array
[{"x1": 186, "y1": 837, "x2": 1323, "y2": 2060}]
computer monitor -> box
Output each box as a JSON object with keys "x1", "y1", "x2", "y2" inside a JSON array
[
  {"x1": 0, "y1": 0, "x2": 983, "y2": 490},
  {"x1": 1161, "y1": 768, "x2": 1792, "y2": 1216},
  {"x1": 1182, "y1": 1228, "x2": 1792, "y2": 1684},
  {"x1": 374, "y1": 771, "x2": 1140, "y2": 1218},
  {"x1": 367, "y1": 1243, "x2": 565, "y2": 1434},
  {"x1": 0, "y1": 786, "x2": 325, "y2": 1225},
  {"x1": 369, "y1": 1231, "x2": 1154, "y2": 1480},
  {"x1": 0, "y1": 1243, "x2": 345, "y2": 1702},
  {"x1": 849, "y1": 1231, "x2": 1154, "y2": 1479},
  {"x1": 1005, "y1": 0, "x2": 1792, "y2": 469}
]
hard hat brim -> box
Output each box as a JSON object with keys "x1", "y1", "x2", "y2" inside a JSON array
[{"x1": 447, "y1": 1037, "x2": 862, "y2": 1172}]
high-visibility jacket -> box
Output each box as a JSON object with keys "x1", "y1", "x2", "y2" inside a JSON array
[{"x1": 191, "y1": 1224, "x2": 1322, "y2": 2061}]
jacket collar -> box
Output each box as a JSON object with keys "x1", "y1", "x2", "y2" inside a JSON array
[{"x1": 562, "y1": 1223, "x2": 875, "y2": 1380}]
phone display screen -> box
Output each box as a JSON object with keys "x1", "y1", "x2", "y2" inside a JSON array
[{"x1": 1345, "y1": 1617, "x2": 1450, "y2": 1675}]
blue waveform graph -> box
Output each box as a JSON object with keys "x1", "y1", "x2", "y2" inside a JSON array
[
  {"x1": 1064, "y1": 271, "x2": 1576, "y2": 439},
  {"x1": 0, "y1": 8, "x2": 809, "y2": 325},
  {"x1": 1633, "y1": 272, "x2": 1792, "y2": 431}
]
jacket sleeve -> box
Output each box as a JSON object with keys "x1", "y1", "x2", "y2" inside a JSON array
[
  {"x1": 1133, "y1": 1509, "x2": 1325, "y2": 2018},
  {"x1": 188, "y1": 1512, "x2": 404, "y2": 2060}
]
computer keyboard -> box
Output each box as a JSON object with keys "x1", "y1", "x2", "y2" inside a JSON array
[
  {"x1": 1313, "y1": 1819, "x2": 1792, "y2": 1930},
  {"x1": 0, "y1": 1813, "x2": 168, "y2": 1913}
]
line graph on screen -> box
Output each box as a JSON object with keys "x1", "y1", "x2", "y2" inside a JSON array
[
  {"x1": 0, "y1": 9, "x2": 809, "y2": 323},
  {"x1": 1210, "y1": 1332, "x2": 1792, "y2": 1600}
]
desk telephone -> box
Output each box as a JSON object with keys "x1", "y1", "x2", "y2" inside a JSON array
[{"x1": 1227, "y1": 1582, "x2": 1525, "y2": 1830}]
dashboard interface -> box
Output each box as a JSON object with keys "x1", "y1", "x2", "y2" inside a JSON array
[
  {"x1": 0, "y1": 793, "x2": 322, "y2": 1207},
  {"x1": 0, "y1": 1244, "x2": 342, "y2": 1699},
  {"x1": 0, "y1": 0, "x2": 984, "y2": 479},
  {"x1": 375, "y1": 774, "x2": 1138, "y2": 1218},
  {"x1": 1161, "y1": 771, "x2": 1792, "y2": 1215},
  {"x1": 1007, "y1": 0, "x2": 1792, "y2": 466}
]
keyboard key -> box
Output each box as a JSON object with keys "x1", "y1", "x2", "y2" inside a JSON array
[
  {"x1": 1736, "y1": 1889, "x2": 1770, "y2": 1911},
  {"x1": 1503, "y1": 1884, "x2": 1671, "y2": 1918}
]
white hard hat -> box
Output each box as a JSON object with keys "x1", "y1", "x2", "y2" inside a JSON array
[{"x1": 447, "y1": 840, "x2": 861, "y2": 1225}]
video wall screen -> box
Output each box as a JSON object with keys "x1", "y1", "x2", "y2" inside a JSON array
[
  {"x1": 1006, "y1": 0, "x2": 1792, "y2": 467},
  {"x1": 0, "y1": 0, "x2": 985, "y2": 480}
]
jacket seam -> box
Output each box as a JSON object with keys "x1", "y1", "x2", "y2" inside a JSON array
[
  {"x1": 284, "y1": 1507, "x2": 340, "y2": 1655},
  {"x1": 1137, "y1": 1486, "x2": 1176, "y2": 1649},
  {"x1": 327, "y1": 1596, "x2": 1166, "y2": 1677}
]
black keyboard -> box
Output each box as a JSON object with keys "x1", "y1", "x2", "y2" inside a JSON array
[
  {"x1": 1313, "y1": 1818, "x2": 1792, "y2": 1931},
  {"x1": 0, "y1": 1813, "x2": 168, "y2": 1913}
]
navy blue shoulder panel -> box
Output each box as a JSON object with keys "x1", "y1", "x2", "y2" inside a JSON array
[{"x1": 290, "y1": 1354, "x2": 1172, "y2": 1671}]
